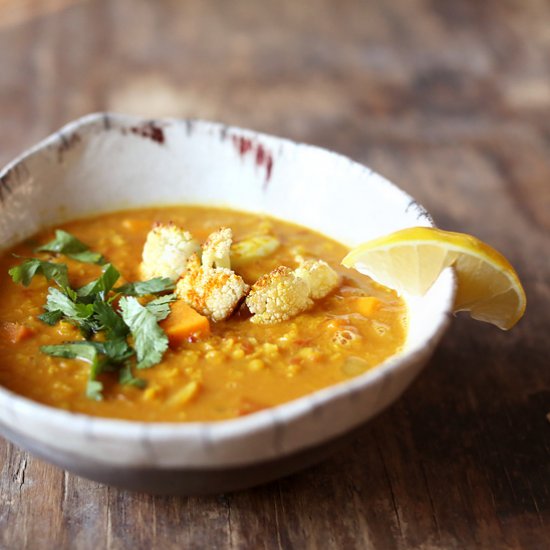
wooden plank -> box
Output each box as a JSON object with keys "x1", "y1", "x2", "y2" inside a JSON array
[{"x1": 1, "y1": 0, "x2": 549, "y2": 548}]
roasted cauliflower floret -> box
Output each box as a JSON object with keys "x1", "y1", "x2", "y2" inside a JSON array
[
  {"x1": 201, "y1": 227, "x2": 232, "y2": 269},
  {"x1": 294, "y1": 259, "x2": 341, "y2": 299},
  {"x1": 176, "y1": 254, "x2": 249, "y2": 322},
  {"x1": 140, "y1": 223, "x2": 200, "y2": 281},
  {"x1": 246, "y1": 259, "x2": 341, "y2": 324},
  {"x1": 246, "y1": 266, "x2": 312, "y2": 324}
]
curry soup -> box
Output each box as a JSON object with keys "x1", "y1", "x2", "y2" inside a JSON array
[{"x1": 0, "y1": 206, "x2": 407, "y2": 421}]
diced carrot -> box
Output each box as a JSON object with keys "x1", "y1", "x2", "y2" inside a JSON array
[
  {"x1": 160, "y1": 301, "x2": 210, "y2": 346},
  {"x1": 1, "y1": 322, "x2": 34, "y2": 344},
  {"x1": 351, "y1": 296, "x2": 381, "y2": 317}
]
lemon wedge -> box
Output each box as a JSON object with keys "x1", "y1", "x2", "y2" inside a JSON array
[{"x1": 342, "y1": 227, "x2": 526, "y2": 330}]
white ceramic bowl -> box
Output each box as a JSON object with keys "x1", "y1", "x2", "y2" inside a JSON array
[{"x1": 0, "y1": 114, "x2": 455, "y2": 494}]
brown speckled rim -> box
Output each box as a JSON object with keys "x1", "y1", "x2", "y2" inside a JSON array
[
  {"x1": 0, "y1": 113, "x2": 456, "y2": 472},
  {"x1": 0, "y1": 112, "x2": 433, "y2": 224}
]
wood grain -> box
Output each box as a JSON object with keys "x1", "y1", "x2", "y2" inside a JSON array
[{"x1": 1, "y1": 0, "x2": 549, "y2": 548}]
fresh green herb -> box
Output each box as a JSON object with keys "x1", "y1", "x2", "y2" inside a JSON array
[
  {"x1": 43, "y1": 287, "x2": 95, "y2": 325},
  {"x1": 9, "y1": 258, "x2": 70, "y2": 290},
  {"x1": 10, "y1": 230, "x2": 176, "y2": 400},
  {"x1": 38, "y1": 310, "x2": 64, "y2": 326},
  {"x1": 41, "y1": 342, "x2": 104, "y2": 400},
  {"x1": 93, "y1": 300, "x2": 129, "y2": 339},
  {"x1": 145, "y1": 294, "x2": 176, "y2": 321},
  {"x1": 85, "y1": 380, "x2": 103, "y2": 401},
  {"x1": 102, "y1": 339, "x2": 134, "y2": 363},
  {"x1": 115, "y1": 277, "x2": 174, "y2": 296},
  {"x1": 40, "y1": 337, "x2": 139, "y2": 401},
  {"x1": 119, "y1": 363, "x2": 146, "y2": 388},
  {"x1": 41, "y1": 341, "x2": 100, "y2": 362},
  {"x1": 36, "y1": 230, "x2": 104, "y2": 264},
  {"x1": 77, "y1": 263, "x2": 120, "y2": 301},
  {"x1": 120, "y1": 296, "x2": 169, "y2": 369}
]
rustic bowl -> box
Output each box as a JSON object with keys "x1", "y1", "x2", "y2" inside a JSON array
[{"x1": 0, "y1": 114, "x2": 455, "y2": 494}]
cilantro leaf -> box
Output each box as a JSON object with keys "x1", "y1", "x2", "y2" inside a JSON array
[
  {"x1": 36, "y1": 230, "x2": 104, "y2": 264},
  {"x1": 41, "y1": 342, "x2": 104, "y2": 400},
  {"x1": 38, "y1": 310, "x2": 64, "y2": 326},
  {"x1": 145, "y1": 294, "x2": 176, "y2": 321},
  {"x1": 93, "y1": 300, "x2": 128, "y2": 339},
  {"x1": 86, "y1": 380, "x2": 104, "y2": 400},
  {"x1": 77, "y1": 264, "x2": 120, "y2": 300},
  {"x1": 115, "y1": 277, "x2": 174, "y2": 296},
  {"x1": 41, "y1": 341, "x2": 99, "y2": 362},
  {"x1": 119, "y1": 363, "x2": 146, "y2": 388},
  {"x1": 9, "y1": 258, "x2": 70, "y2": 290},
  {"x1": 102, "y1": 339, "x2": 134, "y2": 363},
  {"x1": 43, "y1": 287, "x2": 95, "y2": 325},
  {"x1": 119, "y1": 296, "x2": 168, "y2": 369}
]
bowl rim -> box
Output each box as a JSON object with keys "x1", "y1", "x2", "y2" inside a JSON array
[{"x1": 0, "y1": 112, "x2": 456, "y2": 461}]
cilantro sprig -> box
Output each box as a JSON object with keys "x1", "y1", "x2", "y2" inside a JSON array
[
  {"x1": 36, "y1": 229, "x2": 105, "y2": 264},
  {"x1": 41, "y1": 342, "x2": 105, "y2": 400},
  {"x1": 9, "y1": 230, "x2": 175, "y2": 400},
  {"x1": 9, "y1": 258, "x2": 70, "y2": 290},
  {"x1": 120, "y1": 297, "x2": 169, "y2": 369},
  {"x1": 115, "y1": 277, "x2": 174, "y2": 296}
]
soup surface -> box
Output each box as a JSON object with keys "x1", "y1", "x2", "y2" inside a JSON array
[{"x1": 0, "y1": 206, "x2": 407, "y2": 421}]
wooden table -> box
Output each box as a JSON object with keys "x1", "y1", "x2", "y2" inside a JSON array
[{"x1": 1, "y1": 1, "x2": 549, "y2": 548}]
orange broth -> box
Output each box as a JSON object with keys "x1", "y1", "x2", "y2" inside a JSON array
[{"x1": 0, "y1": 206, "x2": 407, "y2": 421}]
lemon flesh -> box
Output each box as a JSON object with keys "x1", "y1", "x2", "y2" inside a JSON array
[{"x1": 342, "y1": 227, "x2": 526, "y2": 330}]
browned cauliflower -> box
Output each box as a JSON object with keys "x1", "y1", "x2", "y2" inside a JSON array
[
  {"x1": 175, "y1": 229, "x2": 249, "y2": 321},
  {"x1": 246, "y1": 266, "x2": 312, "y2": 324},
  {"x1": 140, "y1": 222, "x2": 200, "y2": 281},
  {"x1": 201, "y1": 227, "x2": 232, "y2": 269},
  {"x1": 294, "y1": 259, "x2": 341, "y2": 299},
  {"x1": 246, "y1": 259, "x2": 340, "y2": 324}
]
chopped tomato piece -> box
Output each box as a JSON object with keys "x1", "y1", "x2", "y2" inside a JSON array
[{"x1": 1, "y1": 322, "x2": 34, "y2": 344}]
